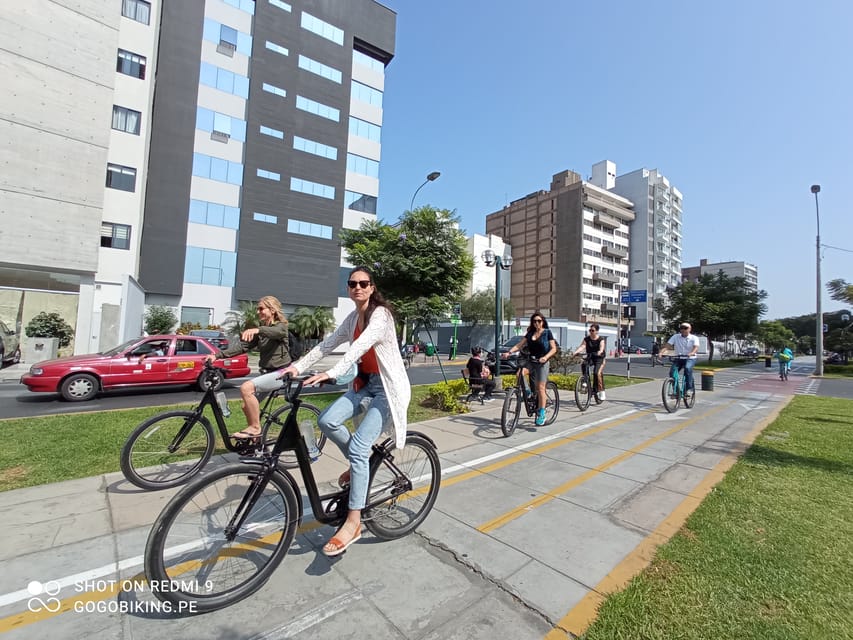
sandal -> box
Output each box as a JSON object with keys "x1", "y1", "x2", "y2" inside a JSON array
[
  {"x1": 322, "y1": 523, "x2": 362, "y2": 557},
  {"x1": 338, "y1": 470, "x2": 351, "y2": 489},
  {"x1": 231, "y1": 428, "x2": 262, "y2": 440}
]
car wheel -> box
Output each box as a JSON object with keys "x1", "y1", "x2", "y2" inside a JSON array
[
  {"x1": 60, "y1": 373, "x2": 99, "y2": 402},
  {"x1": 197, "y1": 368, "x2": 224, "y2": 392},
  {"x1": 11, "y1": 347, "x2": 20, "y2": 365}
]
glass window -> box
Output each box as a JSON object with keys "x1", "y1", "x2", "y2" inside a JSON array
[
  {"x1": 298, "y1": 55, "x2": 342, "y2": 84},
  {"x1": 253, "y1": 212, "x2": 278, "y2": 224},
  {"x1": 346, "y1": 153, "x2": 379, "y2": 179},
  {"x1": 122, "y1": 0, "x2": 150, "y2": 24},
  {"x1": 222, "y1": 0, "x2": 255, "y2": 14},
  {"x1": 192, "y1": 153, "x2": 243, "y2": 186},
  {"x1": 220, "y1": 25, "x2": 238, "y2": 47},
  {"x1": 352, "y1": 81, "x2": 383, "y2": 108},
  {"x1": 101, "y1": 222, "x2": 131, "y2": 249},
  {"x1": 353, "y1": 50, "x2": 385, "y2": 73},
  {"x1": 184, "y1": 247, "x2": 236, "y2": 287},
  {"x1": 348, "y1": 116, "x2": 380, "y2": 142},
  {"x1": 265, "y1": 41, "x2": 289, "y2": 57},
  {"x1": 295, "y1": 95, "x2": 339, "y2": 122},
  {"x1": 262, "y1": 82, "x2": 286, "y2": 97},
  {"x1": 269, "y1": 0, "x2": 291, "y2": 11},
  {"x1": 290, "y1": 177, "x2": 335, "y2": 200},
  {"x1": 213, "y1": 112, "x2": 232, "y2": 136},
  {"x1": 105, "y1": 163, "x2": 136, "y2": 192},
  {"x1": 287, "y1": 218, "x2": 333, "y2": 239},
  {"x1": 260, "y1": 125, "x2": 284, "y2": 139},
  {"x1": 112, "y1": 105, "x2": 141, "y2": 135},
  {"x1": 116, "y1": 49, "x2": 146, "y2": 79},
  {"x1": 345, "y1": 190, "x2": 377, "y2": 214},
  {"x1": 300, "y1": 12, "x2": 344, "y2": 45},
  {"x1": 199, "y1": 62, "x2": 249, "y2": 99},
  {"x1": 293, "y1": 136, "x2": 337, "y2": 160},
  {"x1": 257, "y1": 169, "x2": 281, "y2": 181}
]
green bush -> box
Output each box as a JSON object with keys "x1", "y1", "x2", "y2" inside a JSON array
[
  {"x1": 25, "y1": 312, "x2": 74, "y2": 347},
  {"x1": 144, "y1": 305, "x2": 178, "y2": 335},
  {"x1": 425, "y1": 379, "x2": 470, "y2": 413}
]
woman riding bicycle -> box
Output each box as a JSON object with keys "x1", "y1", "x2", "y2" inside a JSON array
[
  {"x1": 205, "y1": 295, "x2": 292, "y2": 440},
  {"x1": 573, "y1": 323, "x2": 607, "y2": 401},
  {"x1": 277, "y1": 266, "x2": 410, "y2": 557},
  {"x1": 502, "y1": 312, "x2": 558, "y2": 426},
  {"x1": 660, "y1": 322, "x2": 700, "y2": 390}
]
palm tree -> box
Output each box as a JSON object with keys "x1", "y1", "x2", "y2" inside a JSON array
[
  {"x1": 290, "y1": 306, "x2": 335, "y2": 346},
  {"x1": 223, "y1": 301, "x2": 259, "y2": 337}
]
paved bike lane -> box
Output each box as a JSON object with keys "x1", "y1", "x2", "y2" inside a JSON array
[{"x1": 0, "y1": 378, "x2": 794, "y2": 639}]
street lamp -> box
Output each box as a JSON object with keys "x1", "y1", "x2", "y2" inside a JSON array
[
  {"x1": 482, "y1": 248, "x2": 513, "y2": 385},
  {"x1": 410, "y1": 171, "x2": 441, "y2": 211},
  {"x1": 812, "y1": 184, "x2": 823, "y2": 376}
]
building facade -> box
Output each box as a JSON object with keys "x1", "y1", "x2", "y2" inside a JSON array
[
  {"x1": 591, "y1": 161, "x2": 684, "y2": 338},
  {"x1": 1, "y1": 0, "x2": 396, "y2": 354},
  {"x1": 485, "y1": 169, "x2": 634, "y2": 325},
  {"x1": 682, "y1": 258, "x2": 759, "y2": 291}
]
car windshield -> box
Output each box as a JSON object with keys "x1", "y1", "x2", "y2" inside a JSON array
[
  {"x1": 191, "y1": 330, "x2": 219, "y2": 337},
  {"x1": 101, "y1": 338, "x2": 144, "y2": 356},
  {"x1": 502, "y1": 336, "x2": 523, "y2": 350}
]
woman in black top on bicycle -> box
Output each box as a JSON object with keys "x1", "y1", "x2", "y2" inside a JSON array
[
  {"x1": 503, "y1": 312, "x2": 557, "y2": 425},
  {"x1": 573, "y1": 324, "x2": 607, "y2": 401}
]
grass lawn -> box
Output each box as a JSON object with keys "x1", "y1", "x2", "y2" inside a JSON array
[
  {"x1": 0, "y1": 385, "x2": 448, "y2": 492},
  {"x1": 581, "y1": 395, "x2": 853, "y2": 640}
]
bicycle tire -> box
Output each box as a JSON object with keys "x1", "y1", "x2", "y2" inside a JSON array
[
  {"x1": 120, "y1": 411, "x2": 215, "y2": 490},
  {"x1": 662, "y1": 378, "x2": 680, "y2": 413},
  {"x1": 264, "y1": 403, "x2": 326, "y2": 469},
  {"x1": 501, "y1": 388, "x2": 522, "y2": 437},
  {"x1": 144, "y1": 462, "x2": 300, "y2": 613},
  {"x1": 683, "y1": 383, "x2": 696, "y2": 409},
  {"x1": 574, "y1": 375, "x2": 591, "y2": 412},
  {"x1": 543, "y1": 381, "x2": 560, "y2": 425},
  {"x1": 362, "y1": 433, "x2": 441, "y2": 539}
]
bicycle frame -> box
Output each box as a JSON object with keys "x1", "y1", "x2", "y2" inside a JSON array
[
  {"x1": 513, "y1": 357, "x2": 539, "y2": 416},
  {"x1": 668, "y1": 357, "x2": 688, "y2": 397}
]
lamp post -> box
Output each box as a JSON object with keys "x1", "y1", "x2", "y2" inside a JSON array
[
  {"x1": 615, "y1": 283, "x2": 622, "y2": 358},
  {"x1": 410, "y1": 171, "x2": 441, "y2": 211},
  {"x1": 482, "y1": 248, "x2": 513, "y2": 387},
  {"x1": 812, "y1": 184, "x2": 823, "y2": 376},
  {"x1": 625, "y1": 269, "x2": 644, "y2": 380}
]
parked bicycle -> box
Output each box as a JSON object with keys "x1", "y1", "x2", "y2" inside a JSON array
[
  {"x1": 500, "y1": 354, "x2": 559, "y2": 437},
  {"x1": 661, "y1": 356, "x2": 696, "y2": 413},
  {"x1": 120, "y1": 361, "x2": 326, "y2": 490},
  {"x1": 573, "y1": 354, "x2": 604, "y2": 412},
  {"x1": 143, "y1": 373, "x2": 441, "y2": 612}
]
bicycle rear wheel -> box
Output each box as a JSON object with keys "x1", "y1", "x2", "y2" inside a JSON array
[
  {"x1": 501, "y1": 388, "x2": 522, "y2": 437},
  {"x1": 120, "y1": 411, "x2": 215, "y2": 490},
  {"x1": 264, "y1": 403, "x2": 326, "y2": 468},
  {"x1": 363, "y1": 433, "x2": 441, "y2": 539},
  {"x1": 543, "y1": 381, "x2": 559, "y2": 425},
  {"x1": 662, "y1": 378, "x2": 680, "y2": 413},
  {"x1": 574, "y1": 375, "x2": 591, "y2": 412},
  {"x1": 144, "y1": 462, "x2": 300, "y2": 613}
]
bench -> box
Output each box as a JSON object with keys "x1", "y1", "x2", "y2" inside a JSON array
[{"x1": 460, "y1": 369, "x2": 486, "y2": 405}]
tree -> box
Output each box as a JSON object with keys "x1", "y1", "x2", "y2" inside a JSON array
[
  {"x1": 753, "y1": 320, "x2": 796, "y2": 350},
  {"x1": 143, "y1": 305, "x2": 177, "y2": 335},
  {"x1": 289, "y1": 306, "x2": 335, "y2": 340},
  {"x1": 223, "y1": 301, "x2": 259, "y2": 337},
  {"x1": 654, "y1": 272, "x2": 768, "y2": 360},
  {"x1": 25, "y1": 312, "x2": 74, "y2": 348},
  {"x1": 827, "y1": 278, "x2": 853, "y2": 305},
  {"x1": 340, "y1": 206, "x2": 474, "y2": 340},
  {"x1": 460, "y1": 288, "x2": 515, "y2": 326}
]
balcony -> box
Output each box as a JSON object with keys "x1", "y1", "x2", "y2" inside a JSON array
[
  {"x1": 602, "y1": 244, "x2": 628, "y2": 260},
  {"x1": 594, "y1": 212, "x2": 621, "y2": 229},
  {"x1": 592, "y1": 271, "x2": 620, "y2": 285}
]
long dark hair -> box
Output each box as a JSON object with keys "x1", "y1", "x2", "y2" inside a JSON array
[
  {"x1": 527, "y1": 312, "x2": 549, "y2": 332},
  {"x1": 349, "y1": 266, "x2": 392, "y2": 324}
]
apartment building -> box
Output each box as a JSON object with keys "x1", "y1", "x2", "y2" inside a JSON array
[
  {"x1": 591, "y1": 161, "x2": 684, "y2": 338},
  {"x1": 484, "y1": 169, "x2": 635, "y2": 324},
  {"x1": 683, "y1": 258, "x2": 759, "y2": 292},
  {"x1": 0, "y1": 0, "x2": 395, "y2": 353}
]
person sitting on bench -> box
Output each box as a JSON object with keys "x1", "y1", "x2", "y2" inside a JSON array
[{"x1": 466, "y1": 346, "x2": 495, "y2": 401}]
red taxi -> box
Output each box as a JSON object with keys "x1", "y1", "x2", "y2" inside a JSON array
[{"x1": 20, "y1": 335, "x2": 251, "y2": 401}]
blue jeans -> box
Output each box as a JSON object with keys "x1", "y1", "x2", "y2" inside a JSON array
[
  {"x1": 317, "y1": 374, "x2": 390, "y2": 510},
  {"x1": 682, "y1": 358, "x2": 696, "y2": 390}
]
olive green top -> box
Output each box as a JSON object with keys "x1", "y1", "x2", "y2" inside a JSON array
[{"x1": 219, "y1": 321, "x2": 290, "y2": 371}]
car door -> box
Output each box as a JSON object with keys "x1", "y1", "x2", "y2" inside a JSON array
[
  {"x1": 109, "y1": 338, "x2": 174, "y2": 387},
  {"x1": 168, "y1": 337, "x2": 211, "y2": 383}
]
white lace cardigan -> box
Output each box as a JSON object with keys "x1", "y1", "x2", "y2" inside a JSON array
[{"x1": 292, "y1": 306, "x2": 410, "y2": 449}]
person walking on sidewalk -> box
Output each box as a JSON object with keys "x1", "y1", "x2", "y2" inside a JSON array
[
  {"x1": 277, "y1": 266, "x2": 410, "y2": 557},
  {"x1": 205, "y1": 295, "x2": 292, "y2": 440},
  {"x1": 573, "y1": 323, "x2": 608, "y2": 401},
  {"x1": 466, "y1": 346, "x2": 496, "y2": 401},
  {"x1": 502, "y1": 312, "x2": 558, "y2": 425}
]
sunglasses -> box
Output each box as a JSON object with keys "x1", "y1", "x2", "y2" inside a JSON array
[
  {"x1": 680, "y1": 326, "x2": 690, "y2": 330},
  {"x1": 347, "y1": 279, "x2": 372, "y2": 289},
  {"x1": 533, "y1": 318, "x2": 543, "y2": 323},
  {"x1": 589, "y1": 329, "x2": 597, "y2": 332},
  {"x1": 257, "y1": 307, "x2": 266, "y2": 312}
]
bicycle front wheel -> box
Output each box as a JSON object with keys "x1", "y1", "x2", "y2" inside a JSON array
[
  {"x1": 264, "y1": 403, "x2": 326, "y2": 469},
  {"x1": 683, "y1": 383, "x2": 696, "y2": 409},
  {"x1": 144, "y1": 462, "x2": 300, "y2": 613},
  {"x1": 662, "y1": 378, "x2": 680, "y2": 413},
  {"x1": 363, "y1": 433, "x2": 441, "y2": 540},
  {"x1": 543, "y1": 381, "x2": 560, "y2": 425},
  {"x1": 120, "y1": 411, "x2": 215, "y2": 490},
  {"x1": 501, "y1": 388, "x2": 522, "y2": 437},
  {"x1": 574, "y1": 375, "x2": 591, "y2": 412}
]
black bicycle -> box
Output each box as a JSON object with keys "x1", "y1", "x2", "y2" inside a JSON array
[
  {"x1": 500, "y1": 355, "x2": 559, "y2": 437},
  {"x1": 120, "y1": 362, "x2": 326, "y2": 490},
  {"x1": 573, "y1": 354, "x2": 604, "y2": 412},
  {"x1": 143, "y1": 374, "x2": 441, "y2": 612}
]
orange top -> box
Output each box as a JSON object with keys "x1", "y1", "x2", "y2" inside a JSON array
[{"x1": 354, "y1": 323, "x2": 380, "y2": 374}]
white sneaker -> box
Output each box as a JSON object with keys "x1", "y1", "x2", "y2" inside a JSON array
[
  {"x1": 598, "y1": 391, "x2": 606, "y2": 401},
  {"x1": 482, "y1": 397, "x2": 494, "y2": 402}
]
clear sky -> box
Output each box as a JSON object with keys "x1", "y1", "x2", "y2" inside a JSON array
[{"x1": 373, "y1": 0, "x2": 852, "y2": 321}]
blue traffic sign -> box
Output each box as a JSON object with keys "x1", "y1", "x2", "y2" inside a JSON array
[{"x1": 620, "y1": 289, "x2": 647, "y2": 303}]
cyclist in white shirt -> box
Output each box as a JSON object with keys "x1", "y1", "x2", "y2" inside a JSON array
[{"x1": 660, "y1": 322, "x2": 700, "y2": 391}]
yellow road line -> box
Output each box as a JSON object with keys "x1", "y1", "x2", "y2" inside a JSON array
[
  {"x1": 478, "y1": 401, "x2": 733, "y2": 534},
  {"x1": 544, "y1": 396, "x2": 791, "y2": 639}
]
